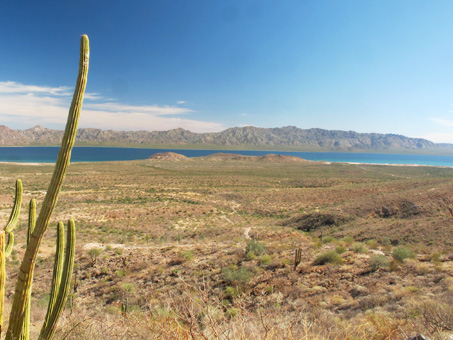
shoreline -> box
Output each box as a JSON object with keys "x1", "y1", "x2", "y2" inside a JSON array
[{"x1": 0, "y1": 159, "x2": 452, "y2": 168}]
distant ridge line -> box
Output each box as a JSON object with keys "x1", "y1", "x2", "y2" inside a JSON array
[{"x1": 0, "y1": 125, "x2": 452, "y2": 153}]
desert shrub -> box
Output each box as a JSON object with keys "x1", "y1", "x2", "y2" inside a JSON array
[
  {"x1": 245, "y1": 239, "x2": 266, "y2": 259},
  {"x1": 87, "y1": 248, "x2": 103, "y2": 264},
  {"x1": 340, "y1": 236, "x2": 355, "y2": 245},
  {"x1": 259, "y1": 254, "x2": 272, "y2": 266},
  {"x1": 115, "y1": 270, "x2": 125, "y2": 278},
  {"x1": 392, "y1": 246, "x2": 415, "y2": 262},
  {"x1": 381, "y1": 236, "x2": 391, "y2": 246},
  {"x1": 222, "y1": 266, "x2": 252, "y2": 286},
  {"x1": 419, "y1": 299, "x2": 453, "y2": 332},
  {"x1": 321, "y1": 235, "x2": 336, "y2": 244},
  {"x1": 224, "y1": 286, "x2": 240, "y2": 298},
  {"x1": 120, "y1": 282, "x2": 135, "y2": 295},
  {"x1": 335, "y1": 245, "x2": 347, "y2": 254},
  {"x1": 179, "y1": 250, "x2": 193, "y2": 261},
  {"x1": 431, "y1": 251, "x2": 441, "y2": 263},
  {"x1": 225, "y1": 307, "x2": 240, "y2": 318},
  {"x1": 366, "y1": 239, "x2": 378, "y2": 249},
  {"x1": 114, "y1": 247, "x2": 124, "y2": 256},
  {"x1": 352, "y1": 242, "x2": 369, "y2": 254},
  {"x1": 313, "y1": 250, "x2": 343, "y2": 265},
  {"x1": 369, "y1": 255, "x2": 389, "y2": 271}
]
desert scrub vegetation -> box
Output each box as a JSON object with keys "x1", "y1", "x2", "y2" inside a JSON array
[
  {"x1": 392, "y1": 246, "x2": 416, "y2": 262},
  {"x1": 1, "y1": 140, "x2": 453, "y2": 338},
  {"x1": 313, "y1": 250, "x2": 343, "y2": 265},
  {"x1": 369, "y1": 254, "x2": 390, "y2": 271},
  {"x1": 245, "y1": 239, "x2": 266, "y2": 259}
]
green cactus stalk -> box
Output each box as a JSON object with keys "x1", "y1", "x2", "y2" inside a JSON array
[
  {"x1": 294, "y1": 247, "x2": 302, "y2": 271},
  {"x1": 0, "y1": 232, "x2": 5, "y2": 336},
  {"x1": 0, "y1": 179, "x2": 23, "y2": 336},
  {"x1": 39, "y1": 220, "x2": 76, "y2": 340},
  {"x1": 5, "y1": 179, "x2": 23, "y2": 234},
  {"x1": 6, "y1": 34, "x2": 89, "y2": 340},
  {"x1": 22, "y1": 199, "x2": 36, "y2": 340}
]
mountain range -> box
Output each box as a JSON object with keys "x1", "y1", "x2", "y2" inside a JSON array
[{"x1": 0, "y1": 125, "x2": 452, "y2": 153}]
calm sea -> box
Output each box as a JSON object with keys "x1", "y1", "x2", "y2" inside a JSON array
[{"x1": 0, "y1": 147, "x2": 453, "y2": 167}]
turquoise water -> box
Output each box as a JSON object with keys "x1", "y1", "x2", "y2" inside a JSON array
[{"x1": 1, "y1": 147, "x2": 453, "y2": 166}]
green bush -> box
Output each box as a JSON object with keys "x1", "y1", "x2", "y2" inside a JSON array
[
  {"x1": 392, "y1": 246, "x2": 415, "y2": 262},
  {"x1": 87, "y1": 248, "x2": 103, "y2": 264},
  {"x1": 245, "y1": 239, "x2": 266, "y2": 259},
  {"x1": 369, "y1": 255, "x2": 389, "y2": 271},
  {"x1": 335, "y1": 245, "x2": 347, "y2": 254},
  {"x1": 430, "y1": 252, "x2": 441, "y2": 263},
  {"x1": 179, "y1": 250, "x2": 193, "y2": 261},
  {"x1": 222, "y1": 266, "x2": 252, "y2": 285},
  {"x1": 226, "y1": 307, "x2": 240, "y2": 318},
  {"x1": 321, "y1": 235, "x2": 336, "y2": 244},
  {"x1": 313, "y1": 250, "x2": 343, "y2": 265},
  {"x1": 340, "y1": 236, "x2": 355, "y2": 245},
  {"x1": 224, "y1": 286, "x2": 240, "y2": 298},
  {"x1": 352, "y1": 242, "x2": 369, "y2": 254},
  {"x1": 259, "y1": 254, "x2": 272, "y2": 266},
  {"x1": 366, "y1": 239, "x2": 378, "y2": 249}
]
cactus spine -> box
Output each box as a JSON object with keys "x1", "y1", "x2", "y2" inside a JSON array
[
  {"x1": 5, "y1": 34, "x2": 89, "y2": 340},
  {"x1": 0, "y1": 179, "x2": 23, "y2": 334}
]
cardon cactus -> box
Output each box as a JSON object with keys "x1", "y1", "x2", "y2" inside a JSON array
[
  {"x1": 2, "y1": 34, "x2": 89, "y2": 340},
  {"x1": 0, "y1": 179, "x2": 22, "y2": 334}
]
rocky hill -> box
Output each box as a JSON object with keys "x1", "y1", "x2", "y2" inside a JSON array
[{"x1": 1, "y1": 125, "x2": 452, "y2": 153}]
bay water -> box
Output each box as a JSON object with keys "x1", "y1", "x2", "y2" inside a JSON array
[{"x1": 1, "y1": 147, "x2": 453, "y2": 167}]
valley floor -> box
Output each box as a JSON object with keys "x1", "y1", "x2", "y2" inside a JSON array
[{"x1": 0, "y1": 156, "x2": 451, "y2": 339}]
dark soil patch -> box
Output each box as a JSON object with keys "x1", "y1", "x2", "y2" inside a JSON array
[{"x1": 282, "y1": 212, "x2": 352, "y2": 232}]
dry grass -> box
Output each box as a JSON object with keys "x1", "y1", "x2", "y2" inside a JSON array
[{"x1": 0, "y1": 157, "x2": 452, "y2": 339}]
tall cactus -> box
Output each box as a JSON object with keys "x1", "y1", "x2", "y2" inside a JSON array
[
  {"x1": 0, "y1": 179, "x2": 22, "y2": 334},
  {"x1": 5, "y1": 34, "x2": 89, "y2": 340}
]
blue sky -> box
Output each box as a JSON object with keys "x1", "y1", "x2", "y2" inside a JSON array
[{"x1": 2, "y1": 1, "x2": 453, "y2": 142}]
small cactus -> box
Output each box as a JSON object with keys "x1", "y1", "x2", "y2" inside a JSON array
[{"x1": 294, "y1": 247, "x2": 302, "y2": 271}]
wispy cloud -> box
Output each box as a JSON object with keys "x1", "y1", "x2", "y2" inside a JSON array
[
  {"x1": 176, "y1": 100, "x2": 186, "y2": 104},
  {"x1": 0, "y1": 81, "x2": 71, "y2": 96},
  {"x1": 430, "y1": 118, "x2": 453, "y2": 127},
  {"x1": 0, "y1": 81, "x2": 224, "y2": 133}
]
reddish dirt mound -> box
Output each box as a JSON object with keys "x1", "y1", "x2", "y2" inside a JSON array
[
  {"x1": 259, "y1": 154, "x2": 309, "y2": 163},
  {"x1": 147, "y1": 152, "x2": 191, "y2": 161},
  {"x1": 200, "y1": 153, "x2": 308, "y2": 163}
]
